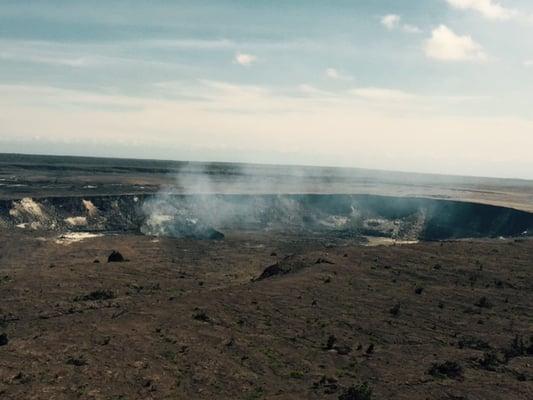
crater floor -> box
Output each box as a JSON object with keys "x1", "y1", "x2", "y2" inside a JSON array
[{"x1": 0, "y1": 230, "x2": 532, "y2": 399}]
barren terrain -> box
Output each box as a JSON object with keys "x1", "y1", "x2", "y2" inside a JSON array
[
  {"x1": 0, "y1": 154, "x2": 532, "y2": 399},
  {"x1": 0, "y1": 231, "x2": 532, "y2": 399}
]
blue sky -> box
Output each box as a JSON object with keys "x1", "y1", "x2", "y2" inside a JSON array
[{"x1": 1, "y1": 0, "x2": 532, "y2": 178}]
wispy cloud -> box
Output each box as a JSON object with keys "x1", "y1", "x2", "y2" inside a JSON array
[
  {"x1": 234, "y1": 53, "x2": 257, "y2": 67},
  {"x1": 381, "y1": 14, "x2": 401, "y2": 30},
  {"x1": 380, "y1": 14, "x2": 422, "y2": 33},
  {"x1": 142, "y1": 38, "x2": 236, "y2": 49},
  {"x1": 324, "y1": 68, "x2": 353, "y2": 81},
  {"x1": 402, "y1": 24, "x2": 422, "y2": 34},
  {"x1": 0, "y1": 39, "x2": 185, "y2": 69},
  {"x1": 351, "y1": 87, "x2": 416, "y2": 102},
  {"x1": 446, "y1": 0, "x2": 518, "y2": 20},
  {"x1": 424, "y1": 25, "x2": 487, "y2": 62},
  {"x1": 0, "y1": 51, "x2": 94, "y2": 67}
]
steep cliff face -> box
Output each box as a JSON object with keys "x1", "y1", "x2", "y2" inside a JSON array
[{"x1": 0, "y1": 194, "x2": 531, "y2": 240}]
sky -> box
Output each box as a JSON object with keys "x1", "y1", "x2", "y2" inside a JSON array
[{"x1": 1, "y1": 0, "x2": 533, "y2": 179}]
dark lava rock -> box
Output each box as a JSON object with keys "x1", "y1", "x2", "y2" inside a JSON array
[
  {"x1": 108, "y1": 251, "x2": 125, "y2": 263},
  {"x1": 75, "y1": 290, "x2": 115, "y2": 302},
  {"x1": 325, "y1": 335, "x2": 337, "y2": 350},
  {"x1": 193, "y1": 310, "x2": 210, "y2": 323},
  {"x1": 475, "y1": 296, "x2": 493, "y2": 309},
  {"x1": 257, "y1": 263, "x2": 284, "y2": 280},
  {"x1": 256, "y1": 255, "x2": 310, "y2": 280},
  {"x1": 390, "y1": 302, "x2": 401, "y2": 317},
  {"x1": 0, "y1": 333, "x2": 8, "y2": 346},
  {"x1": 428, "y1": 361, "x2": 463, "y2": 379}
]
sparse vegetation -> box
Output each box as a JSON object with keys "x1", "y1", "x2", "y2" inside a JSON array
[
  {"x1": 338, "y1": 383, "x2": 372, "y2": 400},
  {"x1": 75, "y1": 290, "x2": 115, "y2": 301},
  {"x1": 503, "y1": 335, "x2": 533, "y2": 361},
  {"x1": 243, "y1": 387, "x2": 264, "y2": 400},
  {"x1": 288, "y1": 370, "x2": 304, "y2": 379},
  {"x1": 477, "y1": 352, "x2": 501, "y2": 371},
  {"x1": 192, "y1": 310, "x2": 210, "y2": 323},
  {"x1": 458, "y1": 336, "x2": 491, "y2": 350}
]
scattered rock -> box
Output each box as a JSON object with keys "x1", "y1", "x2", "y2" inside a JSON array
[
  {"x1": 108, "y1": 251, "x2": 125, "y2": 263},
  {"x1": 428, "y1": 361, "x2": 463, "y2": 379},
  {"x1": 256, "y1": 255, "x2": 310, "y2": 280},
  {"x1": 325, "y1": 335, "x2": 337, "y2": 350},
  {"x1": 257, "y1": 263, "x2": 285, "y2": 280},
  {"x1": 0, "y1": 333, "x2": 8, "y2": 346},
  {"x1": 475, "y1": 296, "x2": 493, "y2": 309},
  {"x1": 193, "y1": 310, "x2": 210, "y2": 323},
  {"x1": 10, "y1": 372, "x2": 31, "y2": 384},
  {"x1": 390, "y1": 302, "x2": 401, "y2": 317},
  {"x1": 75, "y1": 290, "x2": 115, "y2": 302}
]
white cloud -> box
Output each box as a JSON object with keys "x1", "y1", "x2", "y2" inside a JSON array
[
  {"x1": 446, "y1": 0, "x2": 518, "y2": 20},
  {"x1": 234, "y1": 53, "x2": 257, "y2": 67},
  {"x1": 381, "y1": 14, "x2": 401, "y2": 30},
  {"x1": 325, "y1": 68, "x2": 353, "y2": 81},
  {"x1": 524, "y1": 60, "x2": 533, "y2": 67},
  {"x1": 402, "y1": 24, "x2": 422, "y2": 34},
  {"x1": 424, "y1": 25, "x2": 487, "y2": 62},
  {"x1": 381, "y1": 14, "x2": 422, "y2": 33}
]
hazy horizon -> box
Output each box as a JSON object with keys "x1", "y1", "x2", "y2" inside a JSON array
[{"x1": 1, "y1": 1, "x2": 533, "y2": 179}]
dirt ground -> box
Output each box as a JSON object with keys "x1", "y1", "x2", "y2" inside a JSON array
[{"x1": 0, "y1": 231, "x2": 531, "y2": 399}]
